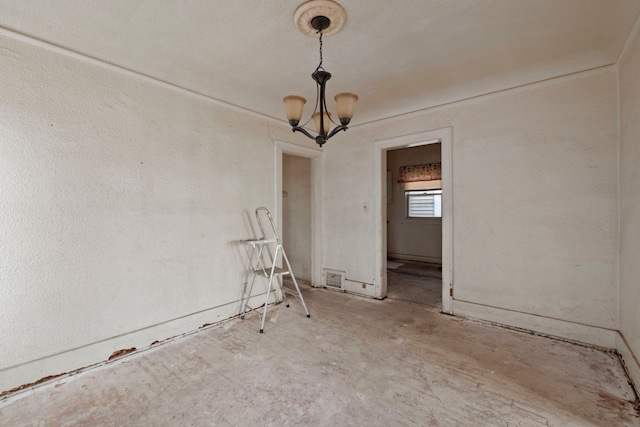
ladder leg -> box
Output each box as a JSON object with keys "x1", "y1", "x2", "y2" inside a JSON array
[
  {"x1": 270, "y1": 245, "x2": 287, "y2": 306},
  {"x1": 240, "y1": 242, "x2": 259, "y2": 319},
  {"x1": 240, "y1": 273, "x2": 258, "y2": 319},
  {"x1": 259, "y1": 272, "x2": 277, "y2": 333},
  {"x1": 277, "y1": 273, "x2": 289, "y2": 307},
  {"x1": 282, "y1": 251, "x2": 310, "y2": 318}
]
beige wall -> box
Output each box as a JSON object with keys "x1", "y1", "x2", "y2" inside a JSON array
[
  {"x1": 618, "y1": 22, "x2": 640, "y2": 389},
  {"x1": 325, "y1": 67, "x2": 619, "y2": 346},
  {"x1": 387, "y1": 144, "x2": 442, "y2": 263},
  {"x1": 0, "y1": 33, "x2": 311, "y2": 392},
  {"x1": 282, "y1": 154, "x2": 312, "y2": 282}
]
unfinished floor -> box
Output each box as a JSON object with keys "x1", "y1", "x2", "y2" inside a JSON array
[
  {"x1": 1, "y1": 285, "x2": 638, "y2": 426},
  {"x1": 387, "y1": 260, "x2": 442, "y2": 309}
]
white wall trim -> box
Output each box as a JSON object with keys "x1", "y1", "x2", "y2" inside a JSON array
[
  {"x1": 275, "y1": 141, "x2": 324, "y2": 287},
  {"x1": 353, "y1": 65, "x2": 615, "y2": 131},
  {"x1": 616, "y1": 10, "x2": 640, "y2": 65},
  {"x1": 0, "y1": 27, "x2": 287, "y2": 127},
  {"x1": 452, "y1": 299, "x2": 618, "y2": 349},
  {"x1": 0, "y1": 297, "x2": 264, "y2": 396},
  {"x1": 616, "y1": 332, "x2": 640, "y2": 394},
  {"x1": 387, "y1": 253, "x2": 442, "y2": 265},
  {"x1": 372, "y1": 128, "x2": 453, "y2": 312}
]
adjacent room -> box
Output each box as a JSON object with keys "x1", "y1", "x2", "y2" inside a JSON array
[
  {"x1": 1, "y1": 0, "x2": 640, "y2": 424},
  {"x1": 386, "y1": 142, "x2": 443, "y2": 309}
]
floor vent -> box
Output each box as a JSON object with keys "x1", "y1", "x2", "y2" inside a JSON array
[{"x1": 323, "y1": 269, "x2": 345, "y2": 291}]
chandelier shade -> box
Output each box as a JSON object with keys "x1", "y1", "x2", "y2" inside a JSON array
[
  {"x1": 313, "y1": 111, "x2": 331, "y2": 134},
  {"x1": 283, "y1": 95, "x2": 307, "y2": 126},
  {"x1": 334, "y1": 92, "x2": 358, "y2": 123}
]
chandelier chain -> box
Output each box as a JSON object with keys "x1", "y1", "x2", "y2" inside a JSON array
[{"x1": 317, "y1": 31, "x2": 324, "y2": 70}]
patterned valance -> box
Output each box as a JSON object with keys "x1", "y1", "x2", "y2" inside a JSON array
[{"x1": 397, "y1": 163, "x2": 441, "y2": 183}]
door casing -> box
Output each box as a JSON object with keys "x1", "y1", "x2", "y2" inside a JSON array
[
  {"x1": 372, "y1": 128, "x2": 453, "y2": 313},
  {"x1": 275, "y1": 141, "x2": 324, "y2": 287}
]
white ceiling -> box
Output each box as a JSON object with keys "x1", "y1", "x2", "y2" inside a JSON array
[{"x1": 1, "y1": 0, "x2": 639, "y2": 126}]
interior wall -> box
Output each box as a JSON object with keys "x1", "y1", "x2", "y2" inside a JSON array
[
  {"x1": 0, "y1": 32, "x2": 310, "y2": 392},
  {"x1": 387, "y1": 144, "x2": 442, "y2": 264},
  {"x1": 322, "y1": 133, "x2": 376, "y2": 294},
  {"x1": 618, "y1": 22, "x2": 640, "y2": 388},
  {"x1": 282, "y1": 154, "x2": 312, "y2": 282},
  {"x1": 325, "y1": 67, "x2": 619, "y2": 346}
]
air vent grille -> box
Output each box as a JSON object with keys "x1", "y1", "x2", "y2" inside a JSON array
[{"x1": 323, "y1": 269, "x2": 345, "y2": 291}]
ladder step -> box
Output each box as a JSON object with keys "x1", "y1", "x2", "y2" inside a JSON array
[
  {"x1": 240, "y1": 238, "x2": 279, "y2": 246},
  {"x1": 253, "y1": 266, "x2": 290, "y2": 276}
]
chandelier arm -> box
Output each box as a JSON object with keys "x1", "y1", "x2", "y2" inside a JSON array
[
  {"x1": 328, "y1": 110, "x2": 340, "y2": 126},
  {"x1": 308, "y1": 78, "x2": 320, "y2": 124},
  {"x1": 318, "y1": 82, "x2": 327, "y2": 137},
  {"x1": 297, "y1": 113, "x2": 315, "y2": 129},
  {"x1": 291, "y1": 126, "x2": 317, "y2": 141},
  {"x1": 325, "y1": 124, "x2": 348, "y2": 140},
  {"x1": 296, "y1": 77, "x2": 321, "y2": 130}
]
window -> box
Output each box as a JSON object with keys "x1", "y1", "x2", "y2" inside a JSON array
[{"x1": 406, "y1": 189, "x2": 442, "y2": 218}]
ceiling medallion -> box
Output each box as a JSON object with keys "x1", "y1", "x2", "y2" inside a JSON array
[{"x1": 294, "y1": 0, "x2": 347, "y2": 38}]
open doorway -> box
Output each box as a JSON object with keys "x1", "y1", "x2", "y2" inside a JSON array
[
  {"x1": 282, "y1": 153, "x2": 312, "y2": 283},
  {"x1": 373, "y1": 128, "x2": 452, "y2": 313},
  {"x1": 276, "y1": 141, "x2": 324, "y2": 287},
  {"x1": 386, "y1": 143, "x2": 442, "y2": 310}
]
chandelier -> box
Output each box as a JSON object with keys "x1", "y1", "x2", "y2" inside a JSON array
[{"x1": 283, "y1": 1, "x2": 358, "y2": 147}]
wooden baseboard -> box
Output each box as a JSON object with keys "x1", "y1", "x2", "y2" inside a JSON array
[
  {"x1": 616, "y1": 331, "x2": 640, "y2": 396},
  {"x1": 0, "y1": 293, "x2": 275, "y2": 397},
  {"x1": 387, "y1": 253, "x2": 442, "y2": 264},
  {"x1": 451, "y1": 299, "x2": 617, "y2": 349}
]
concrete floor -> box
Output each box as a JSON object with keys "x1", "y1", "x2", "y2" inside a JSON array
[
  {"x1": 1, "y1": 285, "x2": 638, "y2": 426},
  {"x1": 387, "y1": 260, "x2": 442, "y2": 310}
]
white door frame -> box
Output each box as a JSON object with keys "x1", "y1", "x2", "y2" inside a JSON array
[
  {"x1": 372, "y1": 128, "x2": 453, "y2": 313},
  {"x1": 276, "y1": 141, "x2": 324, "y2": 287}
]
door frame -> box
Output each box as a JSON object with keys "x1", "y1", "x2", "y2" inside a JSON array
[
  {"x1": 275, "y1": 141, "x2": 324, "y2": 287},
  {"x1": 372, "y1": 128, "x2": 453, "y2": 313}
]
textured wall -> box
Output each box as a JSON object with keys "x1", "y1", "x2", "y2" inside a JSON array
[
  {"x1": 325, "y1": 67, "x2": 619, "y2": 342},
  {"x1": 323, "y1": 138, "x2": 375, "y2": 285},
  {"x1": 282, "y1": 154, "x2": 312, "y2": 282},
  {"x1": 0, "y1": 33, "x2": 303, "y2": 391},
  {"x1": 619, "y1": 23, "x2": 640, "y2": 388},
  {"x1": 387, "y1": 144, "x2": 442, "y2": 263}
]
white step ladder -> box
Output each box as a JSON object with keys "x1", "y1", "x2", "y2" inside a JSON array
[{"x1": 239, "y1": 207, "x2": 310, "y2": 333}]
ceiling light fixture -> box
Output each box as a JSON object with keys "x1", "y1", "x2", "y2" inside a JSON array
[{"x1": 283, "y1": 0, "x2": 357, "y2": 147}]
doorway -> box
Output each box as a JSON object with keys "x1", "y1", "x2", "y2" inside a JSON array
[
  {"x1": 276, "y1": 141, "x2": 324, "y2": 287},
  {"x1": 372, "y1": 128, "x2": 453, "y2": 313},
  {"x1": 386, "y1": 143, "x2": 443, "y2": 310},
  {"x1": 282, "y1": 153, "x2": 312, "y2": 283}
]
